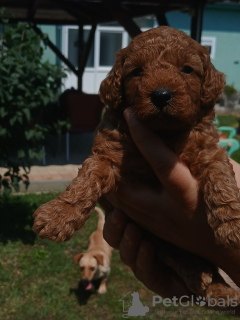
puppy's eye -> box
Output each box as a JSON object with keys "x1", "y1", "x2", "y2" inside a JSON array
[
  {"x1": 131, "y1": 67, "x2": 143, "y2": 77},
  {"x1": 90, "y1": 267, "x2": 95, "y2": 271},
  {"x1": 182, "y1": 66, "x2": 193, "y2": 74}
]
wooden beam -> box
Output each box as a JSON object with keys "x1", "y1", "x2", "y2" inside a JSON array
[
  {"x1": 78, "y1": 24, "x2": 96, "y2": 91},
  {"x1": 77, "y1": 24, "x2": 84, "y2": 91},
  {"x1": 47, "y1": 0, "x2": 94, "y2": 23},
  {"x1": 190, "y1": 0, "x2": 206, "y2": 43},
  {"x1": 27, "y1": 0, "x2": 39, "y2": 20},
  {"x1": 102, "y1": 0, "x2": 142, "y2": 38},
  {"x1": 31, "y1": 24, "x2": 78, "y2": 76},
  {"x1": 156, "y1": 12, "x2": 169, "y2": 26}
]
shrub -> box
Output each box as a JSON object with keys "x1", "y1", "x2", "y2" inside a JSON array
[
  {"x1": 224, "y1": 85, "x2": 237, "y2": 98},
  {"x1": 0, "y1": 21, "x2": 68, "y2": 195}
]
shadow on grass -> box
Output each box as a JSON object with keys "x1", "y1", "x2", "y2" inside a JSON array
[
  {"x1": 0, "y1": 193, "x2": 59, "y2": 244},
  {"x1": 0, "y1": 196, "x2": 36, "y2": 244},
  {"x1": 70, "y1": 279, "x2": 102, "y2": 305}
]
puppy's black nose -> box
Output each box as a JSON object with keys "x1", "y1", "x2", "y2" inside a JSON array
[{"x1": 151, "y1": 88, "x2": 172, "y2": 109}]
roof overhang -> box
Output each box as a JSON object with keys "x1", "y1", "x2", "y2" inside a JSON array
[{"x1": 0, "y1": 0, "x2": 238, "y2": 26}]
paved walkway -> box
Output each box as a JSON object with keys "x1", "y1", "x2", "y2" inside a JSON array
[
  {"x1": 26, "y1": 164, "x2": 80, "y2": 182},
  {"x1": 0, "y1": 164, "x2": 81, "y2": 193}
]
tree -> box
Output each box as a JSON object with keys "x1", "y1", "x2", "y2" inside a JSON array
[{"x1": 0, "y1": 21, "x2": 68, "y2": 194}]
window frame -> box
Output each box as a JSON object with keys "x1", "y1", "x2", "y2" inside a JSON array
[
  {"x1": 62, "y1": 25, "x2": 130, "y2": 72},
  {"x1": 201, "y1": 36, "x2": 216, "y2": 60},
  {"x1": 62, "y1": 25, "x2": 152, "y2": 73}
]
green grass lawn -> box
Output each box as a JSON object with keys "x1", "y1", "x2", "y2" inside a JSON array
[
  {"x1": 0, "y1": 193, "x2": 239, "y2": 320},
  {"x1": 217, "y1": 114, "x2": 239, "y2": 128}
]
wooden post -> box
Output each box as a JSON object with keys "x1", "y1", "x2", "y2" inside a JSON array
[
  {"x1": 77, "y1": 24, "x2": 84, "y2": 91},
  {"x1": 191, "y1": 0, "x2": 206, "y2": 43},
  {"x1": 77, "y1": 24, "x2": 96, "y2": 91}
]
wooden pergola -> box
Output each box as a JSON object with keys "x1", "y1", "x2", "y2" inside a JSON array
[{"x1": 0, "y1": 0, "x2": 239, "y2": 89}]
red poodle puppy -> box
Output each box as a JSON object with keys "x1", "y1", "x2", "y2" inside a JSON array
[{"x1": 33, "y1": 26, "x2": 240, "y2": 302}]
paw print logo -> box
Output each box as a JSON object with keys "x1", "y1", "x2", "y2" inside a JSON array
[{"x1": 195, "y1": 296, "x2": 206, "y2": 307}]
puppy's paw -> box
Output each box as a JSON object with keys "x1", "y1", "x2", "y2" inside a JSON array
[
  {"x1": 186, "y1": 271, "x2": 213, "y2": 295},
  {"x1": 98, "y1": 284, "x2": 107, "y2": 294},
  {"x1": 32, "y1": 199, "x2": 89, "y2": 242},
  {"x1": 213, "y1": 219, "x2": 240, "y2": 248}
]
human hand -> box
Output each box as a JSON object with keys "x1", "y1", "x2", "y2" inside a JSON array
[
  {"x1": 103, "y1": 109, "x2": 240, "y2": 294},
  {"x1": 104, "y1": 210, "x2": 191, "y2": 297}
]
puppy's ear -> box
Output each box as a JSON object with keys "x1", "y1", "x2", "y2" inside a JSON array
[
  {"x1": 73, "y1": 253, "x2": 84, "y2": 265},
  {"x1": 99, "y1": 47, "x2": 127, "y2": 109},
  {"x1": 93, "y1": 254, "x2": 104, "y2": 266},
  {"x1": 200, "y1": 48, "x2": 225, "y2": 108}
]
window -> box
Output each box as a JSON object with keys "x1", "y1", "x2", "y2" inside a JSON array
[
  {"x1": 99, "y1": 32, "x2": 122, "y2": 66},
  {"x1": 64, "y1": 25, "x2": 150, "y2": 71},
  {"x1": 201, "y1": 37, "x2": 216, "y2": 59},
  {"x1": 67, "y1": 28, "x2": 94, "y2": 68},
  {"x1": 65, "y1": 27, "x2": 126, "y2": 69},
  {"x1": 62, "y1": 24, "x2": 149, "y2": 92}
]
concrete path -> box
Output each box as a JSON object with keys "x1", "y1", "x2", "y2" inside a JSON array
[{"x1": 0, "y1": 164, "x2": 80, "y2": 193}]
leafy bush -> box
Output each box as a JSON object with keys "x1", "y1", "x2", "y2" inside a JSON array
[
  {"x1": 0, "y1": 21, "x2": 68, "y2": 194},
  {"x1": 220, "y1": 85, "x2": 240, "y2": 109},
  {"x1": 224, "y1": 85, "x2": 237, "y2": 98}
]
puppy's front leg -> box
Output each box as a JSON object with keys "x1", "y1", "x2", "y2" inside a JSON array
[
  {"x1": 98, "y1": 278, "x2": 107, "y2": 294},
  {"x1": 201, "y1": 149, "x2": 240, "y2": 247},
  {"x1": 33, "y1": 131, "x2": 122, "y2": 242}
]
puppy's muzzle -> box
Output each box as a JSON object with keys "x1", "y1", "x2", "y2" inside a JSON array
[
  {"x1": 82, "y1": 278, "x2": 93, "y2": 290},
  {"x1": 151, "y1": 88, "x2": 172, "y2": 109}
]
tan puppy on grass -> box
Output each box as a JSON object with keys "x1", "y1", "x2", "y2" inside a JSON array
[{"x1": 74, "y1": 207, "x2": 113, "y2": 294}]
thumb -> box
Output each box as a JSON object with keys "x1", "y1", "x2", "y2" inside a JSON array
[{"x1": 124, "y1": 108, "x2": 194, "y2": 194}]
